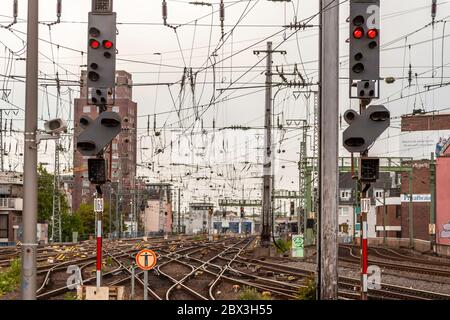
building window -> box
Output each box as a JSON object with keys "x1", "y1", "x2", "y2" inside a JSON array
[
  {"x1": 339, "y1": 207, "x2": 349, "y2": 217},
  {"x1": 82, "y1": 180, "x2": 90, "y2": 188},
  {"x1": 83, "y1": 106, "x2": 91, "y2": 113},
  {"x1": 0, "y1": 215, "x2": 8, "y2": 238},
  {"x1": 112, "y1": 106, "x2": 120, "y2": 113},
  {"x1": 340, "y1": 189, "x2": 351, "y2": 201},
  {"x1": 112, "y1": 143, "x2": 118, "y2": 151},
  {"x1": 112, "y1": 162, "x2": 119, "y2": 169},
  {"x1": 112, "y1": 153, "x2": 119, "y2": 160}
]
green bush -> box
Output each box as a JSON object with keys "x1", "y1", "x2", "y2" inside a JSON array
[
  {"x1": 64, "y1": 292, "x2": 78, "y2": 300},
  {"x1": 275, "y1": 239, "x2": 292, "y2": 254},
  {"x1": 0, "y1": 259, "x2": 21, "y2": 297},
  {"x1": 238, "y1": 287, "x2": 271, "y2": 300},
  {"x1": 296, "y1": 276, "x2": 316, "y2": 300}
]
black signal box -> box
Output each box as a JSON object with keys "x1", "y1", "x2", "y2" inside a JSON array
[{"x1": 88, "y1": 158, "x2": 107, "y2": 185}]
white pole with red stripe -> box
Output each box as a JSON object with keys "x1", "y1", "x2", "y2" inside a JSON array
[
  {"x1": 94, "y1": 197, "x2": 103, "y2": 288},
  {"x1": 360, "y1": 198, "x2": 370, "y2": 300},
  {"x1": 362, "y1": 220, "x2": 368, "y2": 294},
  {"x1": 96, "y1": 219, "x2": 102, "y2": 287}
]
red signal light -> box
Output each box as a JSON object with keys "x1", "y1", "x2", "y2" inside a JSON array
[
  {"x1": 353, "y1": 27, "x2": 364, "y2": 39},
  {"x1": 90, "y1": 39, "x2": 100, "y2": 49},
  {"x1": 367, "y1": 29, "x2": 378, "y2": 39},
  {"x1": 103, "y1": 40, "x2": 113, "y2": 49}
]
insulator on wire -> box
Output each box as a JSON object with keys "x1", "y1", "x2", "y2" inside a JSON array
[
  {"x1": 162, "y1": 0, "x2": 168, "y2": 26},
  {"x1": 153, "y1": 114, "x2": 157, "y2": 131},
  {"x1": 432, "y1": 0, "x2": 437, "y2": 21},
  {"x1": 13, "y1": 0, "x2": 18, "y2": 19},
  {"x1": 147, "y1": 115, "x2": 150, "y2": 135},
  {"x1": 57, "y1": 0, "x2": 62, "y2": 18}
]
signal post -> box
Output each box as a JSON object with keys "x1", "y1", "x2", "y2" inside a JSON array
[
  {"x1": 345, "y1": 0, "x2": 385, "y2": 300},
  {"x1": 76, "y1": 0, "x2": 120, "y2": 287}
]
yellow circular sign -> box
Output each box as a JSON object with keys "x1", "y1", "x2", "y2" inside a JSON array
[{"x1": 135, "y1": 249, "x2": 157, "y2": 271}]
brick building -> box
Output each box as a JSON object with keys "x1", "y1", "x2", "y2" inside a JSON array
[
  {"x1": 399, "y1": 113, "x2": 450, "y2": 242},
  {"x1": 73, "y1": 70, "x2": 137, "y2": 215},
  {"x1": 401, "y1": 113, "x2": 450, "y2": 131},
  {"x1": 400, "y1": 160, "x2": 432, "y2": 241}
]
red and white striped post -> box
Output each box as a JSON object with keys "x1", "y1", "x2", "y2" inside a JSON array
[
  {"x1": 94, "y1": 197, "x2": 103, "y2": 287},
  {"x1": 361, "y1": 220, "x2": 368, "y2": 299},
  {"x1": 96, "y1": 217, "x2": 102, "y2": 287}
]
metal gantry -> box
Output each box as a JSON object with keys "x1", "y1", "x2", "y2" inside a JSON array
[
  {"x1": 299, "y1": 121, "x2": 308, "y2": 235},
  {"x1": 51, "y1": 140, "x2": 62, "y2": 243}
]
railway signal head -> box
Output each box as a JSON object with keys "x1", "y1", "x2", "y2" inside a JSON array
[
  {"x1": 76, "y1": 111, "x2": 122, "y2": 156},
  {"x1": 342, "y1": 105, "x2": 390, "y2": 153},
  {"x1": 359, "y1": 157, "x2": 380, "y2": 183},
  {"x1": 349, "y1": 0, "x2": 380, "y2": 83},
  {"x1": 88, "y1": 158, "x2": 107, "y2": 185},
  {"x1": 87, "y1": 12, "x2": 117, "y2": 106}
]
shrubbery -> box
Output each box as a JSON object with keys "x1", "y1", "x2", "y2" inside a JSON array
[
  {"x1": 0, "y1": 259, "x2": 21, "y2": 297},
  {"x1": 238, "y1": 286, "x2": 271, "y2": 300}
]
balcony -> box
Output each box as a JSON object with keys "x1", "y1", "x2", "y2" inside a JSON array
[{"x1": 0, "y1": 198, "x2": 23, "y2": 211}]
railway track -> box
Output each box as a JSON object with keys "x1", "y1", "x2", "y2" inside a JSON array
[
  {"x1": 232, "y1": 253, "x2": 450, "y2": 300},
  {"x1": 340, "y1": 246, "x2": 450, "y2": 278},
  {"x1": 5, "y1": 236, "x2": 450, "y2": 300},
  {"x1": 341, "y1": 244, "x2": 450, "y2": 268}
]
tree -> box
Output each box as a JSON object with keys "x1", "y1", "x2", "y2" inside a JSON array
[
  {"x1": 37, "y1": 165, "x2": 53, "y2": 224},
  {"x1": 75, "y1": 202, "x2": 111, "y2": 237},
  {"x1": 37, "y1": 165, "x2": 83, "y2": 241}
]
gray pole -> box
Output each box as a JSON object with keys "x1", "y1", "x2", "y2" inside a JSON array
[
  {"x1": 409, "y1": 172, "x2": 414, "y2": 248},
  {"x1": 0, "y1": 110, "x2": 3, "y2": 172},
  {"x1": 429, "y1": 153, "x2": 436, "y2": 252},
  {"x1": 319, "y1": 0, "x2": 339, "y2": 300},
  {"x1": 383, "y1": 181, "x2": 387, "y2": 245},
  {"x1": 130, "y1": 265, "x2": 135, "y2": 300},
  {"x1": 261, "y1": 41, "x2": 273, "y2": 248},
  {"x1": 109, "y1": 184, "x2": 112, "y2": 239},
  {"x1": 178, "y1": 188, "x2": 181, "y2": 233},
  {"x1": 143, "y1": 270, "x2": 148, "y2": 300},
  {"x1": 22, "y1": 0, "x2": 39, "y2": 300},
  {"x1": 115, "y1": 192, "x2": 119, "y2": 239}
]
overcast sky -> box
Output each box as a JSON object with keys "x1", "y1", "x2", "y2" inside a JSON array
[{"x1": 0, "y1": 0, "x2": 448, "y2": 207}]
